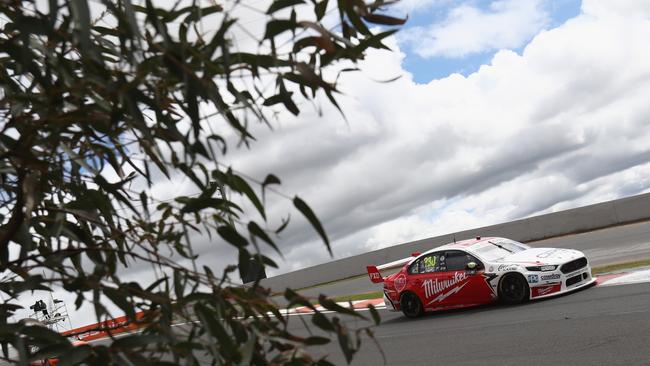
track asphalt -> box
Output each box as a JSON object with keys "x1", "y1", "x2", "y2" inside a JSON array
[
  {"x1": 9, "y1": 223, "x2": 646, "y2": 365},
  {"x1": 43, "y1": 270, "x2": 648, "y2": 366},
  {"x1": 293, "y1": 280, "x2": 650, "y2": 366}
]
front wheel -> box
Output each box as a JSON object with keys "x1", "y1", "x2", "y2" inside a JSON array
[
  {"x1": 498, "y1": 273, "x2": 529, "y2": 305},
  {"x1": 400, "y1": 292, "x2": 423, "y2": 318}
]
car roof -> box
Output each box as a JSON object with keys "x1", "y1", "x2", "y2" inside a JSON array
[{"x1": 420, "y1": 236, "x2": 502, "y2": 256}]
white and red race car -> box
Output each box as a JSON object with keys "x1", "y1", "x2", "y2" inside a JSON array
[{"x1": 367, "y1": 237, "x2": 596, "y2": 317}]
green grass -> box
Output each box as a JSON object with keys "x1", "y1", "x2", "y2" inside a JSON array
[
  {"x1": 592, "y1": 259, "x2": 650, "y2": 275},
  {"x1": 269, "y1": 273, "x2": 368, "y2": 297},
  {"x1": 281, "y1": 291, "x2": 383, "y2": 308},
  {"x1": 330, "y1": 291, "x2": 384, "y2": 302},
  {"x1": 294, "y1": 273, "x2": 368, "y2": 292}
]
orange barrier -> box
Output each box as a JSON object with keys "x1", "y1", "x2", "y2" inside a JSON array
[{"x1": 61, "y1": 311, "x2": 148, "y2": 342}]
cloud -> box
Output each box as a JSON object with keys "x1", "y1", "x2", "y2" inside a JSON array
[
  {"x1": 87, "y1": 1, "x2": 650, "y2": 280},
  {"x1": 398, "y1": 0, "x2": 550, "y2": 58},
  {"x1": 211, "y1": 1, "x2": 650, "y2": 274},
  {"x1": 581, "y1": 0, "x2": 650, "y2": 19}
]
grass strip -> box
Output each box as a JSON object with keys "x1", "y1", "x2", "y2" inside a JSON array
[
  {"x1": 592, "y1": 259, "x2": 650, "y2": 275},
  {"x1": 293, "y1": 273, "x2": 368, "y2": 292},
  {"x1": 283, "y1": 291, "x2": 384, "y2": 308},
  {"x1": 330, "y1": 291, "x2": 384, "y2": 302}
]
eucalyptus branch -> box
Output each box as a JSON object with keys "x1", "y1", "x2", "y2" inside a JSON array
[{"x1": 0, "y1": 0, "x2": 404, "y2": 364}]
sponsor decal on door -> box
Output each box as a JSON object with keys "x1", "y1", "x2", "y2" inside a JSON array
[{"x1": 422, "y1": 272, "x2": 468, "y2": 305}]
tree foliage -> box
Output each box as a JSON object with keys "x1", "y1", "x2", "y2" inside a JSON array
[{"x1": 0, "y1": 0, "x2": 404, "y2": 364}]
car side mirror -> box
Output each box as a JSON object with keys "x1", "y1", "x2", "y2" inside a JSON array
[
  {"x1": 411, "y1": 252, "x2": 421, "y2": 257},
  {"x1": 466, "y1": 262, "x2": 478, "y2": 270}
]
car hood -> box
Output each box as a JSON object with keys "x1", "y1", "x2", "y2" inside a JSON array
[{"x1": 497, "y1": 247, "x2": 584, "y2": 265}]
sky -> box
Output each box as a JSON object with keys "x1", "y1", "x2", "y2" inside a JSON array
[
  {"x1": 9, "y1": 0, "x2": 650, "y2": 327},
  {"x1": 394, "y1": 0, "x2": 582, "y2": 81}
]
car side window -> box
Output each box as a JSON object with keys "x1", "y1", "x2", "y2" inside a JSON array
[
  {"x1": 409, "y1": 257, "x2": 423, "y2": 274},
  {"x1": 409, "y1": 253, "x2": 445, "y2": 274},
  {"x1": 445, "y1": 250, "x2": 483, "y2": 271}
]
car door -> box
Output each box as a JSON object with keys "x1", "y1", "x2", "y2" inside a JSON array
[
  {"x1": 406, "y1": 252, "x2": 460, "y2": 310},
  {"x1": 404, "y1": 253, "x2": 436, "y2": 301},
  {"x1": 441, "y1": 250, "x2": 495, "y2": 306}
]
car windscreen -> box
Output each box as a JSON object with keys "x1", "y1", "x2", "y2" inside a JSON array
[{"x1": 473, "y1": 239, "x2": 528, "y2": 261}]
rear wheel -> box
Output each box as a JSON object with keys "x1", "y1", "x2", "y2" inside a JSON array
[
  {"x1": 498, "y1": 273, "x2": 529, "y2": 304},
  {"x1": 400, "y1": 292, "x2": 423, "y2": 318}
]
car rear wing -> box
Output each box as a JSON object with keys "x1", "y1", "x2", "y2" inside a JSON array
[
  {"x1": 367, "y1": 265, "x2": 383, "y2": 283},
  {"x1": 366, "y1": 252, "x2": 420, "y2": 283}
]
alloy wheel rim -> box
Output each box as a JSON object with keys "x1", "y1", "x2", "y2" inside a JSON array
[
  {"x1": 403, "y1": 294, "x2": 417, "y2": 315},
  {"x1": 504, "y1": 275, "x2": 524, "y2": 300}
]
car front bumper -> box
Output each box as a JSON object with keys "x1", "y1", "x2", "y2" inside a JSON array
[{"x1": 527, "y1": 259, "x2": 595, "y2": 299}]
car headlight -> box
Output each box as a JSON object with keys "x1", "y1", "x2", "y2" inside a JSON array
[{"x1": 526, "y1": 265, "x2": 558, "y2": 271}]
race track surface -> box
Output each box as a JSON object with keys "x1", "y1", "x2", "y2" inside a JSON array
[
  {"x1": 14, "y1": 222, "x2": 647, "y2": 365},
  {"x1": 296, "y1": 281, "x2": 650, "y2": 366},
  {"x1": 297, "y1": 220, "x2": 650, "y2": 299},
  {"x1": 63, "y1": 273, "x2": 650, "y2": 366}
]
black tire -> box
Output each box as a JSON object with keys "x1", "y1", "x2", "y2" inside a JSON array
[
  {"x1": 498, "y1": 273, "x2": 529, "y2": 305},
  {"x1": 400, "y1": 292, "x2": 423, "y2": 318}
]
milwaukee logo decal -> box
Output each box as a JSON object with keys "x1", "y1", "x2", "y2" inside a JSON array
[
  {"x1": 421, "y1": 272, "x2": 467, "y2": 298},
  {"x1": 426, "y1": 282, "x2": 469, "y2": 305},
  {"x1": 537, "y1": 286, "x2": 555, "y2": 295}
]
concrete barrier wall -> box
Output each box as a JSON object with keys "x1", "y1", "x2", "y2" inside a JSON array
[{"x1": 261, "y1": 193, "x2": 650, "y2": 291}]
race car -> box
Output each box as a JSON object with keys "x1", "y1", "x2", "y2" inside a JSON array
[{"x1": 366, "y1": 237, "x2": 596, "y2": 318}]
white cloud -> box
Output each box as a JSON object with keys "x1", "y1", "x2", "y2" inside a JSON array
[
  {"x1": 73, "y1": 1, "x2": 650, "y2": 280},
  {"x1": 398, "y1": 0, "x2": 550, "y2": 58},
  {"x1": 206, "y1": 1, "x2": 650, "y2": 274},
  {"x1": 581, "y1": 0, "x2": 650, "y2": 20}
]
